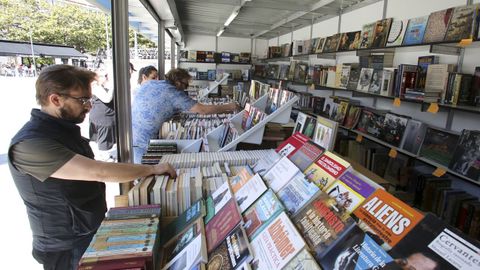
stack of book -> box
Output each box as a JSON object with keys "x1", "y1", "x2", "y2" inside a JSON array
[{"x1": 141, "y1": 142, "x2": 177, "y2": 165}]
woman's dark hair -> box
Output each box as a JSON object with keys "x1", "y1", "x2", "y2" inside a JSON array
[
  {"x1": 165, "y1": 68, "x2": 191, "y2": 85},
  {"x1": 137, "y1": 65, "x2": 158, "y2": 84}
]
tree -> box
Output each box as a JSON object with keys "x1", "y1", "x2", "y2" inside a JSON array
[{"x1": 0, "y1": 0, "x2": 156, "y2": 54}]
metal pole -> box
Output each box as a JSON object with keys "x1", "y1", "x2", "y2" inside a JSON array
[
  {"x1": 134, "y1": 30, "x2": 138, "y2": 60},
  {"x1": 111, "y1": 0, "x2": 133, "y2": 175},
  {"x1": 158, "y1": 20, "x2": 165, "y2": 79},
  {"x1": 29, "y1": 30, "x2": 36, "y2": 76},
  {"x1": 105, "y1": 15, "x2": 110, "y2": 60},
  {"x1": 171, "y1": 35, "x2": 175, "y2": 70}
]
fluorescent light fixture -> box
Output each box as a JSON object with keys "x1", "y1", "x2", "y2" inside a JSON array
[
  {"x1": 217, "y1": 28, "x2": 225, "y2": 37},
  {"x1": 224, "y1": 7, "x2": 241, "y2": 27}
]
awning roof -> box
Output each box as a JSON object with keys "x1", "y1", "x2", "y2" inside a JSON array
[{"x1": 0, "y1": 40, "x2": 86, "y2": 58}]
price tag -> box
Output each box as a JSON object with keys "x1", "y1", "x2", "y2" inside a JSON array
[
  {"x1": 393, "y1": 98, "x2": 401, "y2": 107},
  {"x1": 459, "y1": 38, "x2": 473, "y2": 47},
  {"x1": 432, "y1": 167, "x2": 447, "y2": 177},
  {"x1": 388, "y1": 148, "x2": 398, "y2": 158},
  {"x1": 310, "y1": 84, "x2": 315, "y2": 90},
  {"x1": 427, "y1": 102, "x2": 439, "y2": 113},
  {"x1": 356, "y1": 134, "x2": 363, "y2": 143}
]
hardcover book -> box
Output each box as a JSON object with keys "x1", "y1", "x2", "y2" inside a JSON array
[
  {"x1": 205, "y1": 198, "x2": 242, "y2": 253},
  {"x1": 277, "y1": 171, "x2": 320, "y2": 216},
  {"x1": 423, "y1": 8, "x2": 454, "y2": 43},
  {"x1": 339, "y1": 64, "x2": 352, "y2": 89},
  {"x1": 416, "y1": 55, "x2": 439, "y2": 91},
  {"x1": 386, "y1": 19, "x2": 409, "y2": 47},
  {"x1": 242, "y1": 189, "x2": 284, "y2": 240},
  {"x1": 229, "y1": 166, "x2": 254, "y2": 193},
  {"x1": 402, "y1": 15, "x2": 429, "y2": 45},
  {"x1": 304, "y1": 151, "x2": 351, "y2": 191},
  {"x1": 160, "y1": 199, "x2": 206, "y2": 245},
  {"x1": 250, "y1": 212, "x2": 305, "y2": 270},
  {"x1": 449, "y1": 129, "x2": 480, "y2": 181},
  {"x1": 206, "y1": 225, "x2": 253, "y2": 270},
  {"x1": 368, "y1": 69, "x2": 383, "y2": 94},
  {"x1": 313, "y1": 115, "x2": 338, "y2": 151},
  {"x1": 357, "y1": 68, "x2": 374, "y2": 92},
  {"x1": 353, "y1": 189, "x2": 424, "y2": 250},
  {"x1": 399, "y1": 119, "x2": 427, "y2": 155},
  {"x1": 371, "y1": 18, "x2": 393, "y2": 48},
  {"x1": 263, "y1": 155, "x2": 301, "y2": 192},
  {"x1": 346, "y1": 63, "x2": 361, "y2": 90},
  {"x1": 343, "y1": 104, "x2": 362, "y2": 129},
  {"x1": 389, "y1": 213, "x2": 480, "y2": 270},
  {"x1": 292, "y1": 193, "x2": 356, "y2": 261},
  {"x1": 323, "y1": 33, "x2": 341, "y2": 53},
  {"x1": 380, "y1": 68, "x2": 395, "y2": 96},
  {"x1": 419, "y1": 127, "x2": 460, "y2": 167},
  {"x1": 444, "y1": 4, "x2": 479, "y2": 41},
  {"x1": 359, "y1": 22, "x2": 376, "y2": 49},
  {"x1": 338, "y1": 31, "x2": 361, "y2": 51},
  {"x1": 381, "y1": 113, "x2": 409, "y2": 147}
]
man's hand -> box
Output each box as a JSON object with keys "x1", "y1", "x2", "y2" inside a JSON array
[{"x1": 153, "y1": 163, "x2": 177, "y2": 178}]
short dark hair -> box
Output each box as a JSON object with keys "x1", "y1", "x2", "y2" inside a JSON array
[
  {"x1": 35, "y1": 65, "x2": 96, "y2": 106},
  {"x1": 137, "y1": 65, "x2": 158, "y2": 84},
  {"x1": 165, "y1": 68, "x2": 191, "y2": 85}
]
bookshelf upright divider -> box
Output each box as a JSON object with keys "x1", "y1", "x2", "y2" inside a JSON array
[{"x1": 198, "y1": 73, "x2": 230, "y2": 99}]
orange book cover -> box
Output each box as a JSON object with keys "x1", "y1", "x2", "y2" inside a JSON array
[{"x1": 353, "y1": 189, "x2": 424, "y2": 250}]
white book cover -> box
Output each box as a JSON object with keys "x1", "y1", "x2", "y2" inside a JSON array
[
  {"x1": 263, "y1": 156, "x2": 300, "y2": 193},
  {"x1": 162, "y1": 234, "x2": 207, "y2": 270},
  {"x1": 277, "y1": 172, "x2": 320, "y2": 216},
  {"x1": 251, "y1": 149, "x2": 281, "y2": 176},
  {"x1": 251, "y1": 212, "x2": 305, "y2": 270},
  {"x1": 293, "y1": 112, "x2": 308, "y2": 135},
  {"x1": 211, "y1": 181, "x2": 233, "y2": 214},
  {"x1": 234, "y1": 174, "x2": 268, "y2": 213}
]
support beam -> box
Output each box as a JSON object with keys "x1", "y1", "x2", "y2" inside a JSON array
[
  {"x1": 171, "y1": 36, "x2": 175, "y2": 70},
  {"x1": 158, "y1": 20, "x2": 165, "y2": 79},
  {"x1": 111, "y1": 0, "x2": 133, "y2": 194}
]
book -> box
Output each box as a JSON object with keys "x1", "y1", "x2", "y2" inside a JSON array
[
  {"x1": 419, "y1": 127, "x2": 460, "y2": 167},
  {"x1": 339, "y1": 64, "x2": 352, "y2": 89},
  {"x1": 293, "y1": 112, "x2": 308, "y2": 135},
  {"x1": 250, "y1": 212, "x2": 305, "y2": 270},
  {"x1": 263, "y1": 155, "x2": 301, "y2": 192},
  {"x1": 357, "y1": 68, "x2": 374, "y2": 92},
  {"x1": 304, "y1": 151, "x2": 351, "y2": 191},
  {"x1": 381, "y1": 113, "x2": 409, "y2": 147},
  {"x1": 250, "y1": 149, "x2": 281, "y2": 177},
  {"x1": 282, "y1": 249, "x2": 321, "y2": 270},
  {"x1": 204, "y1": 182, "x2": 233, "y2": 224},
  {"x1": 416, "y1": 55, "x2": 440, "y2": 91},
  {"x1": 371, "y1": 18, "x2": 393, "y2": 48},
  {"x1": 106, "y1": 204, "x2": 161, "y2": 220},
  {"x1": 277, "y1": 171, "x2": 320, "y2": 216},
  {"x1": 402, "y1": 15, "x2": 429, "y2": 45},
  {"x1": 343, "y1": 104, "x2": 362, "y2": 129},
  {"x1": 323, "y1": 33, "x2": 341, "y2": 52},
  {"x1": 389, "y1": 213, "x2": 480, "y2": 270},
  {"x1": 161, "y1": 234, "x2": 207, "y2": 270},
  {"x1": 338, "y1": 31, "x2": 361, "y2": 51},
  {"x1": 229, "y1": 166, "x2": 254, "y2": 193},
  {"x1": 325, "y1": 170, "x2": 377, "y2": 214},
  {"x1": 292, "y1": 193, "x2": 356, "y2": 261},
  {"x1": 423, "y1": 8, "x2": 454, "y2": 43},
  {"x1": 346, "y1": 63, "x2": 361, "y2": 90},
  {"x1": 449, "y1": 129, "x2": 480, "y2": 181},
  {"x1": 289, "y1": 140, "x2": 325, "y2": 171},
  {"x1": 276, "y1": 132, "x2": 310, "y2": 158},
  {"x1": 368, "y1": 69, "x2": 383, "y2": 94},
  {"x1": 160, "y1": 199, "x2": 205, "y2": 245},
  {"x1": 353, "y1": 189, "x2": 424, "y2": 250},
  {"x1": 399, "y1": 119, "x2": 427, "y2": 155},
  {"x1": 359, "y1": 22, "x2": 376, "y2": 49},
  {"x1": 234, "y1": 174, "x2": 268, "y2": 213},
  {"x1": 386, "y1": 19, "x2": 409, "y2": 46},
  {"x1": 313, "y1": 115, "x2": 338, "y2": 151},
  {"x1": 380, "y1": 68, "x2": 395, "y2": 96},
  {"x1": 206, "y1": 225, "x2": 253, "y2": 270},
  {"x1": 242, "y1": 189, "x2": 284, "y2": 240},
  {"x1": 205, "y1": 198, "x2": 242, "y2": 253},
  {"x1": 444, "y1": 4, "x2": 479, "y2": 41}
]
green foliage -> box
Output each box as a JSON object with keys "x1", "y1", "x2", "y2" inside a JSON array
[{"x1": 0, "y1": 0, "x2": 157, "y2": 54}]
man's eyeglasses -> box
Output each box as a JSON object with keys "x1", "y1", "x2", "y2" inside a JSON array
[{"x1": 60, "y1": 94, "x2": 93, "y2": 106}]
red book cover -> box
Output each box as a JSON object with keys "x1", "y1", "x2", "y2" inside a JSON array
[
  {"x1": 276, "y1": 132, "x2": 310, "y2": 158},
  {"x1": 205, "y1": 198, "x2": 242, "y2": 253}
]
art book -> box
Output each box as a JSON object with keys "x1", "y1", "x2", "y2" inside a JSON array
[
  {"x1": 250, "y1": 212, "x2": 305, "y2": 270},
  {"x1": 304, "y1": 151, "x2": 351, "y2": 191},
  {"x1": 359, "y1": 22, "x2": 376, "y2": 49},
  {"x1": 205, "y1": 182, "x2": 233, "y2": 224},
  {"x1": 234, "y1": 174, "x2": 268, "y2": 213},
  {"x1": 292, "y1": 193, "x2": 356, "y2": 262},
  {"x1": 402, "y1": 15, "x2": 429, "y2": 45},
  {"x1": 418, "y1": 127, "x2": 460, "y2": 167},
  {"x1": 250, "y1": 149, "x2": 281, "y2": 177},
  {"x1": 386, "y1": 19, "x2": 409, "y2": 46},
  {"x1": 449, "y1": 129, "x2": 480, "y2": 181},
  {"x1": 242, "y1": 189, "x2": 284, "y2": 240},
  {"x1": 206, "y1": 225, "x2": 253, "y2": 270},
  {"x1": 276, "y1": 132, "x2": 310, "y2": 158},
  {"x1": 277, "y1": 171, "x2": 320, "y2": 216},
  {"x1": 205, "y1": 198, "x2": 242, "y2": 253},
  {"x1": 263, "y1": 155, "x2": 301, "y2": 192},
  {"x1": 289, "y1": 140, "x2": 325, "y2": 171},
  {"x1": 313, "y1": 115, "x2": 338, "y2": 151},
  {"x1": 282, "y1": 249, "x2": 321, "y2": 270},
  {"x1": 389, "y1": 213, "x2": 480, "y2": 270},
  {"x1": 423, "y1": 8, "x2": 454, "y2": 43},
  {"x1": 371, "y1": 18, "x2": 393, "y2": 48},
  {"x1": 325, "y1": 170, "x2": 377, "y2": 214},
  {"x1": 318, "y1": 225, "x2": 399, "y2": 270},
  {"x1": 353, "y1": 189, "x2": 424, "y2": 250},
  {"x1": 444, "y1": 4, "x2": 479, "y2": 42}
]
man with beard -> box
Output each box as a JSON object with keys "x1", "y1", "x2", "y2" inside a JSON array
[{"x1": 8, "y1": 65, "x2": 176, "y2": 270}]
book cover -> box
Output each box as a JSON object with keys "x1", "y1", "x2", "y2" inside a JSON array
[
  {"x1": 276, "y1": 132, "x2": 310, "y2": 158},
  {"x1": 242, "y1": 189, "x2": 284, "y2": 240},
  {"x1": 277, "y1": 171, "x2": 320, "y2": 216},
  {"x1": 399, "y1": 119, "x2": 427, "y2": 155},
  {"x1": 318, "y1": 225, "x2": 398, "y2": 270},
  {"x1": 206, "y1": 225, "x2": 253, "y2": 270},
  {"x1": 338, "y1": 31, "x2": 361, "y2": 51},
  {"x1": 389, "y1": 213, "x2": 480, "y2": 270},
  {"x1": 381, "y1": 113, "x2": 409, "y2": 147},
  {"x1": 353, "y1": 189, "x2": 424, "y2": 250},
  {"x1": 334, "y1": 101, "x2": 350, "y2": 124},
  {"x1": 380, "y1": 68, "x2": 395, "y2": 96},
  {"x1": 304, "y1": 151, "x2": 351, "y2": 191},
  {"x1": 315, "y1": 37, "x2": 326, "y2": 53},
  {"x1": 205, "y1": 198, "x2": 242, "y2": 253},
  {"x1": 290, "y1": 140, "x2": 325, "y2": 171},
  {"x1": 347, "y1": 63, "x2": 361, "y2": 90},
  {"x1": 205, "y1": 182, "x2": 233, "y2": 224},
  {"x1": 343, "y1": 105, "x2": 362, "y2": 129},
  {"x1": 386, "y1": 19, "x2": 409, "y2": 46},
  {"x1": 357, "y1": 68, "x2": 374, "y2": 92},
  {"x1": 160, "y1": 219, "x2": 203, "y2": 268},
  {"x1": 301, "y1": 114, "x2": 316, "y2": 138},
  {"x1": 371, "y1": 18, "x2": 393, "y2": 48},
  {"x1": 263, "y1": 155, "x2": 301, "y2": 192},
  {"x1": 234, "y1": 174, "x2": 268, "y2": 213},
  {"x1": 323, "y1": 33, "x2": 341, "y2": 53},
  {"x1": 229, "y1": 166, "x2": 254, "y2": 193},
  {"x1": 444, "y1": 5, "x2": 478, "y2": 41},
  {"x1": 402, "y1": 15, "x2": 429, "y2": 45},
  {"x1": 368, "y1": 69, "x2": 383, "y2": 94},
  {"x1": 339, "y1": 64, "x2": 352, "y2": 89},
  {"x1": 326, "y1": 170, "x2": 376, "y2": 213},
  {"x1": 106, "y1": 204, "x2": 161, "y2": 220},
  {"x1": 449, "y1": 129, "x2": 480, "y2": 181},
  {"x1": 423, "y1": 8, "x2": 454, "y2": 43},
  {"x1": 250, "y1": 212, "x2": 305, "y2": 270},
  {"x1": 292, "y1": 193, "x2": 356, "y2": 261},
  {"x1": 161, "y1": 234, "x2": 207, "y2": 270},
  {"x1": 419, "y1": 127, "x2": 460, "y2": 167},
  {"x1": 282, "y1": 249, "x2": 321, "y2": 270},
  {"x1": 250, "y1": 149, "x2": 281, "y2": 177},
  {"x1": 355, "y1": 109, "x2": 386, "y2": 139},
  {"x1": 160, "y1": 199, "x2": 205, "y2": 245},
  {"x1": 359, "y1": 22, "x2": 376, "y2": 49},
  {"x1": 313, "y1": 115, "x2": 338, "y2": 151},
  {"x1": 416, "y1": 55, "x2": 440, "y2": 91}
]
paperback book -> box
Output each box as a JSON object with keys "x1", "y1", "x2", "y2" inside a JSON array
[
  {"x1": 206, "y1": 225, "x2": 253, "y2": 270},
  {"x1": 263, "y1": 155, "x2": 301, "y2": 192},
  {"x1": 418, "y1": 127, "x2": 460, "y2": 167},
  {"x1": 304, "y1": 151, "x2": 351, "y2": 191},
  {"x1": 277, "y1": 171, "x2": 320, "y2": 216}
]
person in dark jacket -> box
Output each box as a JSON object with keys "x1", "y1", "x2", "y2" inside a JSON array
[{"x1": 8, "y1": 64, "x2": 176, "y2": 270}]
